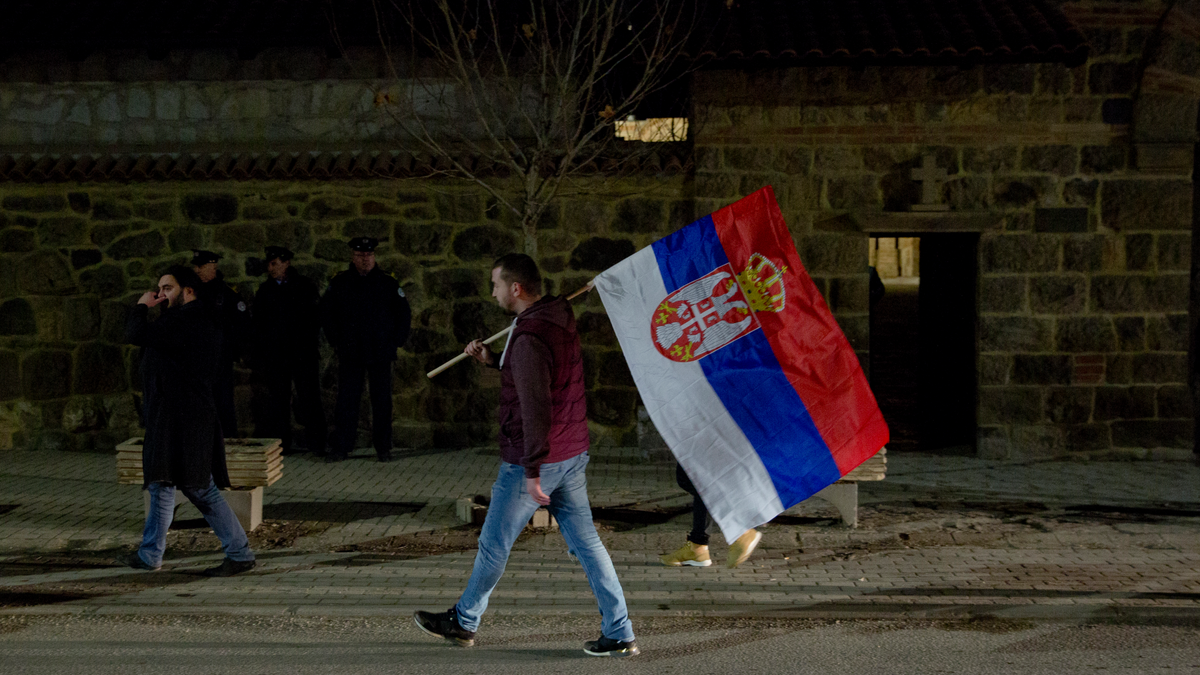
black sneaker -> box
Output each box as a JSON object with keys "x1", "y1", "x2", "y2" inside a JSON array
[
  {"x1": 324, "y1": 453, "x2": 348, "y2": 464},
  {"x1": 201, "y1": 557, "x2": 256, "y2": 577},
  {"x1": 377, "y1": 451, "x2": 395, "y2": 463},
  {"x1": 583, "y1": 635, "x2": 640, "y2": 657},
  {"x1": 114, "y1": 552, "x2": 161, "y2": 571},
  {"x1": 413, "y1": 608, "x2": 475, "y2": 647}
]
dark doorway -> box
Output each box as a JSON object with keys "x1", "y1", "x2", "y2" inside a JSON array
[{"x1": 870, "y1": 233, "x2": 978, "y2": 453}]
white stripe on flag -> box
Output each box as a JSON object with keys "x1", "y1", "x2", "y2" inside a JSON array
[{"x1": 595, "y1": 247, "x2": 784, "y2": 542}]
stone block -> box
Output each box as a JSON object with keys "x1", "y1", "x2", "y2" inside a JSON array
[
  {"x1": 303, "y1": 196, "x2": 355, "y2": 221},
  {"x1": 1055, "y1": 317, "x2": 1116, "y2": 353},
  {"x1": 814, "y1": 147, "x2": 862, "y2": 172},
  {"x1": 1147, "y1": 313, "x2": 1188, "y2": 351},
  {"x1": 1125, "y1": 233, "x2": 1153, "y2": 271},
  {"x1": 978, "y1": 386, "x2": 1042, "y2": 424},
  {"x1": 978, "y1": 276, "x2": 1027, "y2": 313},
  {"x1": 1112, "y1": 420, "x2": 1190, "y2": 449},
  {"x1": 342, "y1": 217, "x2": 393, "y2": 243},
  {"x1": 1062, "y1": 234, "x2": 1106, "y2": 272},
  {"x1": 214, "y1": 224, "x2": 266, "y2": 252},
  {"x1": 78, "y1": 264, "x2": 127, "y2": 298},
  {"x1": 423, "y1": 268, "x2": 481, "y2": 300},
  {"x1": 450, "y1": 299, "x2": 508, "y2": 343},
  {"x1": 1045, "y1": 386, "x2": 1093, "y2": 423},
  {"x1": 1037, "y1": 205, "x2": 1090, "y2": 231},
  {"x1": 586, "y1": 387, "x2": 637, "y2": 427},
  {"x1": 313, "y1": 238, "x2": 350, "y2": 262},
  {"x1": 0, "y1": 228, "x2": 36, "y2": 252},
  {"x1": 598, "y1": 351, "x2": 635, "y2": 387},
  {"x1": 395, "y1": 223, "x2": 450, "y2": 257},
  {"x1": 74, "y1": 342, "x2": 127, "y2": 394},
  {"x1": 993, "y1": 176, "x2": 1055, "y2": 207},
  {"x1": 978, "y1": 354, "x2": 1010, "y2": 385},
  {"x1": 452, "y1": 225, "x2": 517, "y2": 262},
  {"x1": 979, "y1": 316, "x2": 1052, "y2": 352},
  {"x1": 1101, "y1": 180, "x2": 1191, "y2": 231},
  {"x1": 1063, "y1": 424, "x2": 1111, "y2": 452},
  {"x1": 18, "y1": 250, "x2": 76, "y2": 295},
  {"x1": 829, "y1": 276, "x2": 869, "y2": 313},
  {"x1": 91, "y1": 200, "x2": 132, "y2": 220},
  {"x1": 976, "y1": 426, "x2": 1010, "y2": 459},
  {"x1": 980, "y1": 235, "x2": 1059, "y2": 273},
  {"x1": 577, "y1": 311, "x2": 617, "y2": 347},
  {"x1": 183, "y1": 194, "x2": 238, "y2": 224},
  {"x1": 62, "y1": 296, "x2": 100, "y2": 340},
  {"x1": 263, "y1": 221, "x2": 313, "y2": 254},
  {"x1": 985, "y1": 64, "x2": 1036, "y2": 94},
  {"x1": 836, "y1": 314, "x2": 869, "y2": 351},
  {"x1": 1156, "y1": 233, "x2": 1190, "y2": 271},
  {"x1": 21, "y1": 350, "x2": 72, "y2": 400},
  {"x1": 90, "y1": 222, "x2": 129, "y2": 247},
  {"x1": 1010, "y1": 425, "x2": 1064, "y2": 459},
  {"x1": 2, "y1": 194, "x2": 66, "y2": 212},
  {"x1": 561, "y1": 200, "x2": 612, "y2": 235},
  {"x1": 1133, "y1": 93, "x2": 1199, "y2": 143},
  {"x1": 0, "y1": 298, "x2": 36, "y2": 335},
  {"x1": 1029, "y1": 275, "x2": 1085, "y2": 314},
  {"x1": 612, "y1": 198, "x2": 666, "y2": 234},
  {"x1": 1157, "y1": 385, "x2": 1191, "y2": 419},
  {"x1": 67, "y1": 192, "x2": 91, "y2": 214},
  {"x1": 827, "y1": 177, "x2": 881, "y2": 210},
  {"x1": 569, "y1": 237, "x2": 635, "y2": 271},
  {"x1": 0, "y1": 350, "x2": 18, "y2": 400},
  {"x1": 1106, "y1": 354, "x2": 1132, "y2": 384},
  {"x1": 695, "y1": 172, "x2": 741, "y2": 199},
  {"x1": 945, "y1": 176, "x2": 991, "y2": 210},
  {"x1": 1012, "y1": 354, "x2": 1072, "y2": 385},
  {"x1": 1080, "y1": 145, "x2": 1126, "y2": 174},
  {"x1": 99, "y1": 301, "x2": 129, "y2": 342},
  {"x1": 433, "y1": 193, "x2": 482, "y2": 223},
  {"x1": 800, "y1": 235, "x2": 867, "y2": 274},
  {"x1": 1131, "y1": 353, "x2": 1187, "y2": 384},
  {"x1": 963, "y1": 147, "x2": 1018, "y2": 173},
  {"x1": 1114, "y1": 317, "x2": 1145, "y2": 351},
  {"x1": 1021, "y1": 145, "x2": 1077, "y2": 175},
  {"x1": 70, "y1": 249, "x2": 102, "y2": 270},
  {"x1": 1091, "y1": 274, "x2": 1189, "y2": 312},
  {"x1": 106, "y1": 231, "x2": 166, "y2": 260},
  {"x1": 38, "y1": 217, "x2": 88, "y2": 247}
]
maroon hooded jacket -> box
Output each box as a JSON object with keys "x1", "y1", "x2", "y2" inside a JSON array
[{"x1": 495, "y1": 295, "x2": 589, "y2": 477}]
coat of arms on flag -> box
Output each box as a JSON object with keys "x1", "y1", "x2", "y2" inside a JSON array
[{"x1": 595, "y1": 187, "x2": 889, "y2": 541}]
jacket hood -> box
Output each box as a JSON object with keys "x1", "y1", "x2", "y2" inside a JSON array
[{"x1": 518, "y1": 295, "x2": 571, "y2": 329}]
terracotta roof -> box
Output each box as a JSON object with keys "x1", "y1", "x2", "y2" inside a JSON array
[
  {"x1": 0, "y1": 1, "x2": 1088, "y2": 66},
  {"x1": 0, "y1": 151, "x2": 690, "y2": 183},
  {"x1": 694, "y1": 0, "x2": 1090, "y2": 66}
]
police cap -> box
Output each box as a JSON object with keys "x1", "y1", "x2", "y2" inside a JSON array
[
  {"x1": 190, "y1": 250, "x2": 222, "y2": 265},
  {"x1": 264, "y1": 245, "x2": 294, "y2": 262},
  {"x1": 347, "y1": 236, "x2": 378, "y2": 252}
]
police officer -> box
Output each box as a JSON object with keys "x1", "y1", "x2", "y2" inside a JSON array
[
  {"x1": 193, "y1": 250, "x2": 250, "y2": 438},
  {"x1": 319, "y1": 237, "x2": 411, "y2": 462},
  {"x1": 252, "y1": 246, "x2": 326, "y2": 456}
]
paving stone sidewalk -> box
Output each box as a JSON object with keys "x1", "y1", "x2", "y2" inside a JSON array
[{"x1": 1, "y1": 447, "x2": 1199, "y2": 622}]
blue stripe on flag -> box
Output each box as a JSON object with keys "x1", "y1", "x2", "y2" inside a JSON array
[
  {"x1": 651, "y1": 214, "x2": 842, "y2": 509},
  {"x1": 700, "y1": 333, "x2": 843, "y2": 508}
]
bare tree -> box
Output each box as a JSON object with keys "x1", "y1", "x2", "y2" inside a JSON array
[{"x1": 373, "y1": 0, "x2": 698, "y2": 255}]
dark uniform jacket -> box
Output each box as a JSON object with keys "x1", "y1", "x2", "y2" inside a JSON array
[
  {"x1": 494, "y1": 296, "x2": 588, "y2": 478},
  {"x1": 125, "y1": 300, "x2": 230, "y2": 489},
  {"x1": 319, "y1": 265, "x2": 411, "y2": 363},
  {"x1": 253, "y1": 270, "x2": 321, "y2": 363},
  {"x1": 197, "y1": 272, "x2": 250, "y2": 362}
]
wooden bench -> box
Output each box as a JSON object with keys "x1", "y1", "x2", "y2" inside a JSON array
[
  {"x1": 117, "y1": 437, "x2": 283, "y2": 532},
  {"x1": 806, "y1": 447, "x2": 887, "y2": 528}
]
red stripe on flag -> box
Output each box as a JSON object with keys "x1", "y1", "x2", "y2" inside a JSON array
[{"x1": 710, "y1": 187, "x2": 889, "y2": 475}]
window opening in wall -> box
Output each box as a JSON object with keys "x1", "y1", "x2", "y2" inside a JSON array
[{"x1": 869, "y1": 234, "x2": 977, "y2": 454}]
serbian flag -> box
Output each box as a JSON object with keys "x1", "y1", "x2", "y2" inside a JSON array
[{"x1": 594, "y1": 187, "x2": 888, "y2": 541}]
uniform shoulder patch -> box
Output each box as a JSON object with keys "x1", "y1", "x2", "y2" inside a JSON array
[
  {"x1": 237, "y1": 301, "x2": 247, "y2": 312},
  {"x1": 397, "y1": 287, "x2": 406, "y2": 298}
]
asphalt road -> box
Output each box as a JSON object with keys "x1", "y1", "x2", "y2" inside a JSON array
[{"x1": 3, "y1": 613, "x2": 1198, "y2": 674}]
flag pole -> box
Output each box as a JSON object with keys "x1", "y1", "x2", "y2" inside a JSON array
[{"x1": 425, "y1": 279, "x2": 595, "y2": 379}]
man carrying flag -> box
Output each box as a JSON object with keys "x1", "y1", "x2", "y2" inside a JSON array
[
  {"x1": 594, "y1": 187, "x2": 889, "y2": 545},
  {"x1": 414, "y1": 254, "x2": 639, "y2": 658}
]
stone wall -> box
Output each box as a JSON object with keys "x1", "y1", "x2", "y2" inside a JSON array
[
  {"x1": 0, "y1": 177, "x2": 688, "y2": 453},
  {"x1": 690, "y1": 11, "x2": 1196, "y2": 458}
]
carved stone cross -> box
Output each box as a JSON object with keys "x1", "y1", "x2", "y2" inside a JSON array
[{"x1": 909, "y1": 154, "x2": 949, "y2": 212}]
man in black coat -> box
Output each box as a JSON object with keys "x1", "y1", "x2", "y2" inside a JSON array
[
  {"x1": 118, "y1": 265, "x2": 256, "y2": 577},
  {"x1": 193, "y1": 250, "x2": 250, "y2": 438},
  {"x1": 252, "y1": 246, "x2": 326, "y2": 455},
  {"x1": 319, "y1": 237, "x2": 411, "y2": 463}
]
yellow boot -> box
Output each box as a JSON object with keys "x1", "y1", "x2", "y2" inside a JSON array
[
  {"x1": 659, "y1": 541, "x2": 712, "y2": 567},
  {"x1": 726, "y1": 529, "x2": 762, "y2": 568}
]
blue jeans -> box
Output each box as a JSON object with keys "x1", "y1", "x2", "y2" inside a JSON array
[
  {"x1": 137, "y1": 479, "x2": 255, "y2": 568},
  {"x1": 455, "y1": 453, "x2": 634, "y2": 641}
]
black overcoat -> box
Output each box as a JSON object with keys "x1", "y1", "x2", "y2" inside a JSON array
[
  {"x1": 125, "y1": 300, "x2": 230, "y2": 489},
  {"x1": 319, "y1": 265, "x2": 411, "y2": 363},
  {"x1": 253, "y1": 270, "x2": 321, "y2": 364}
]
